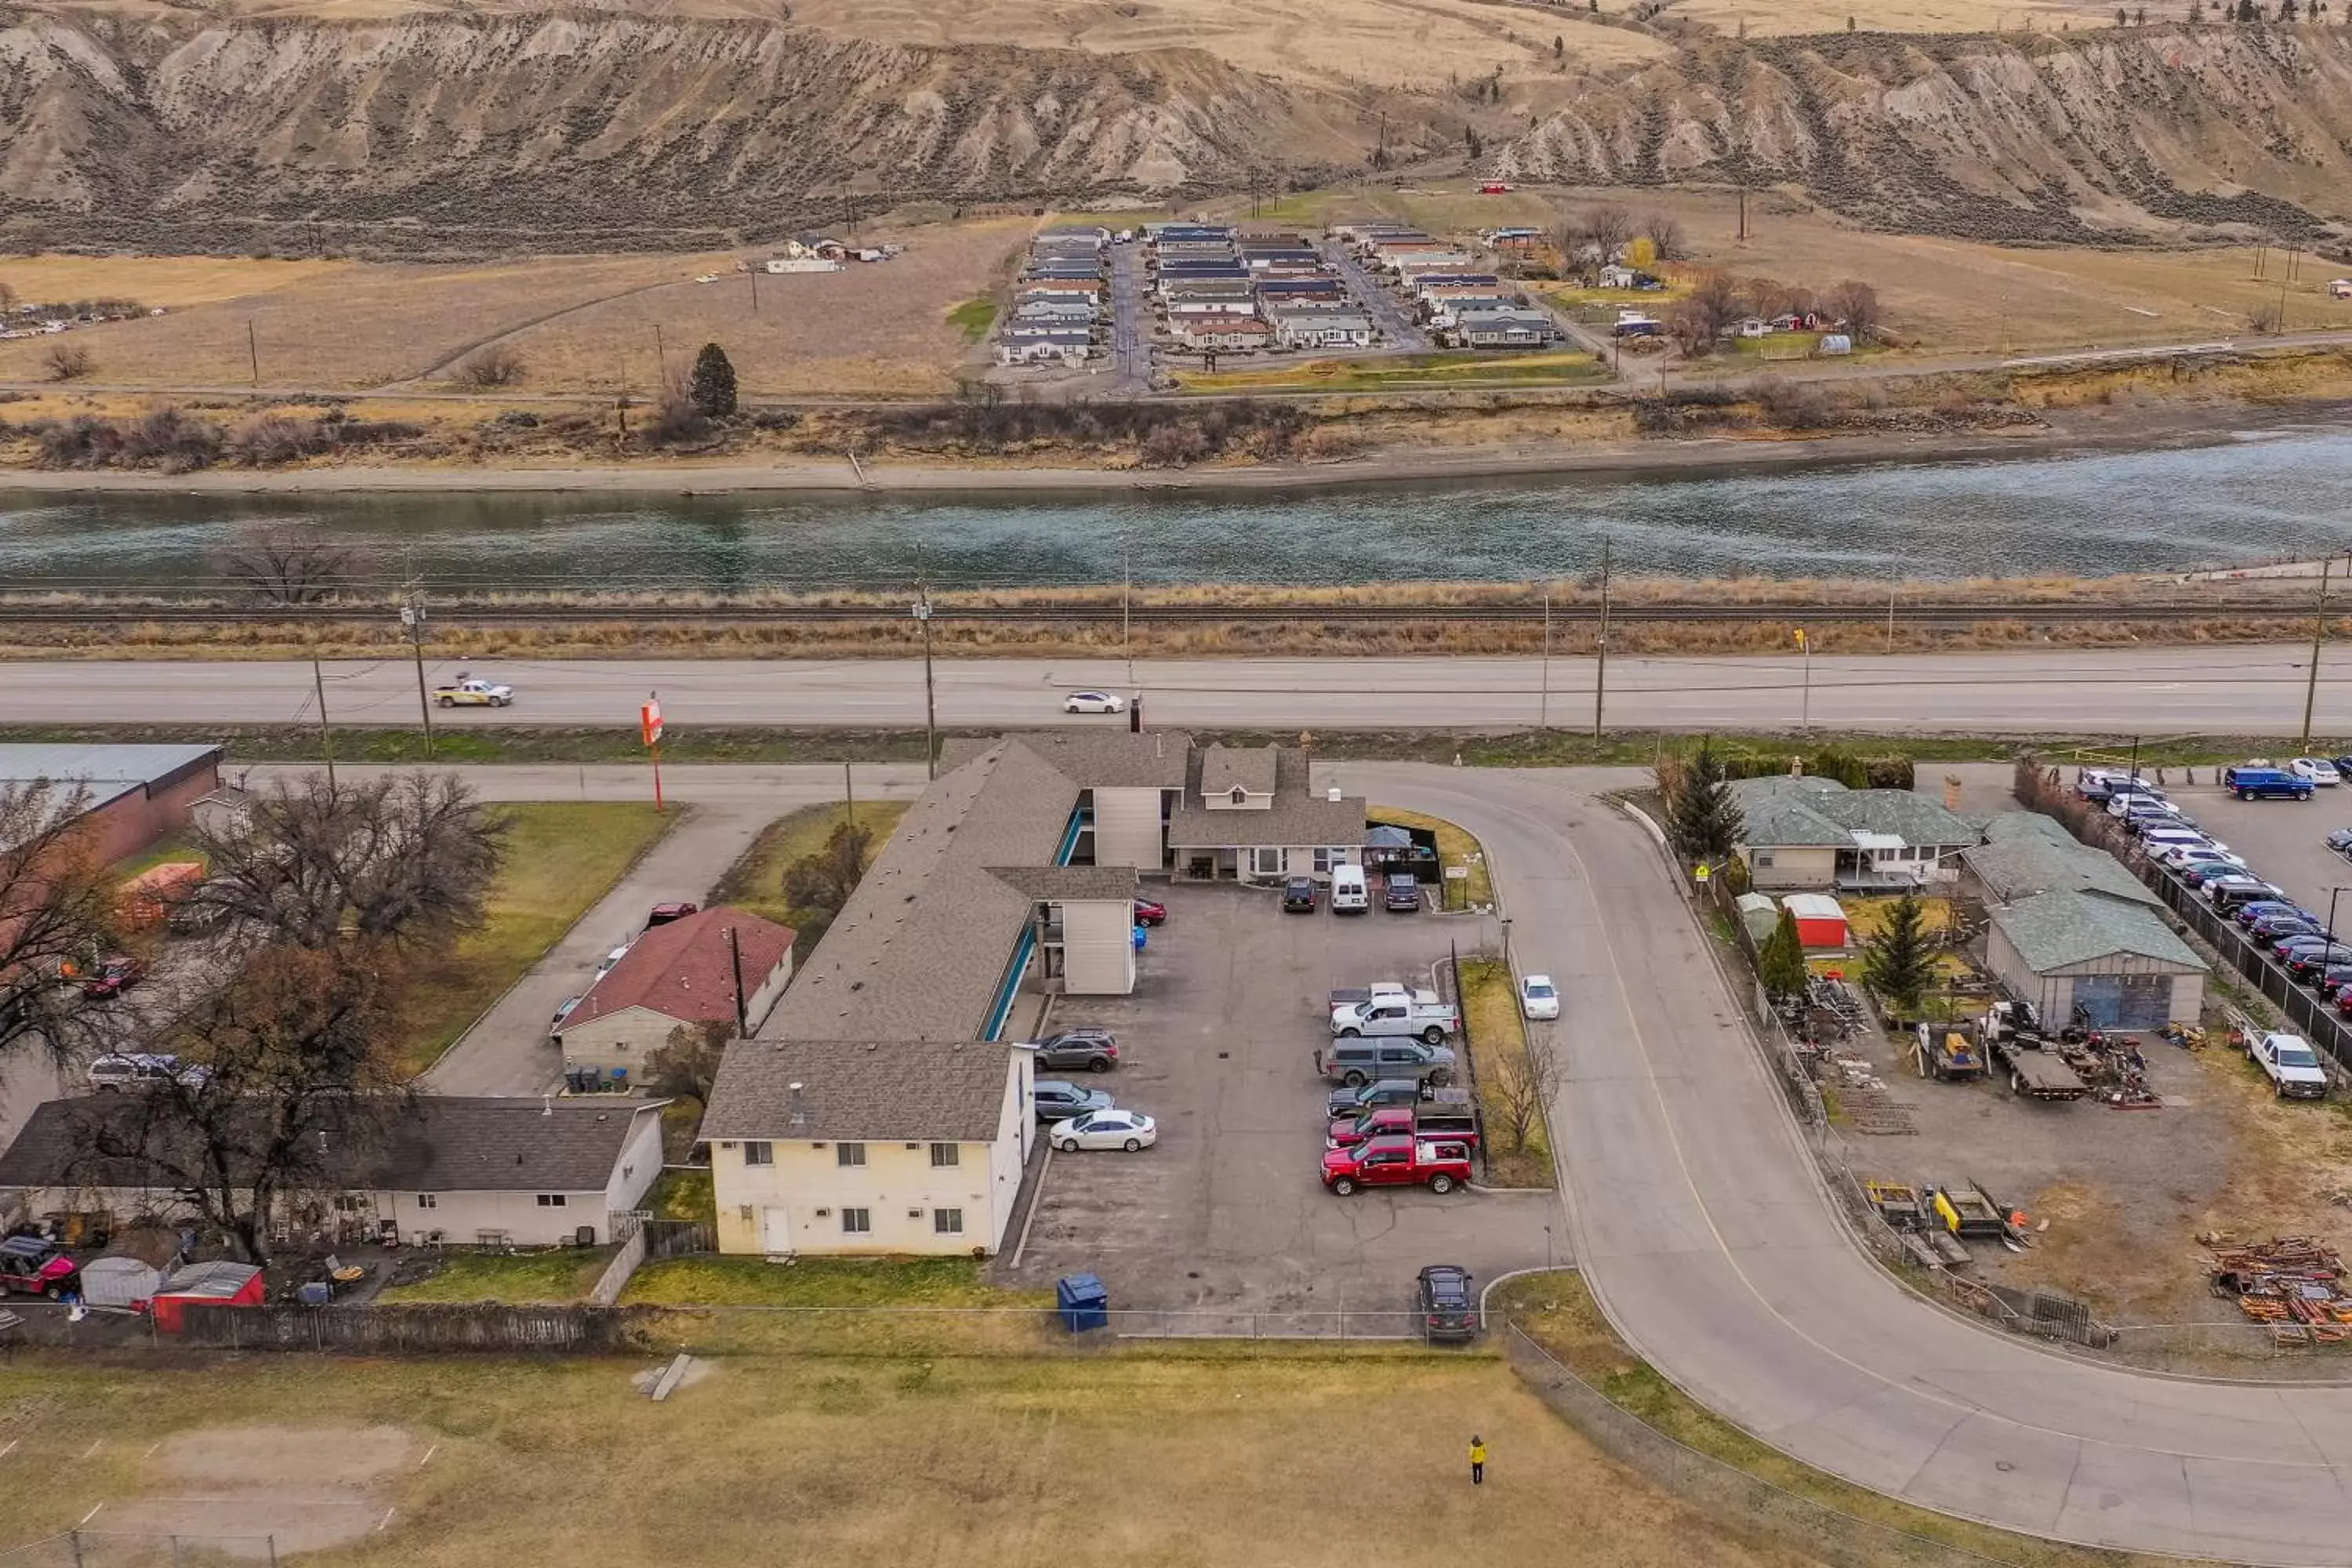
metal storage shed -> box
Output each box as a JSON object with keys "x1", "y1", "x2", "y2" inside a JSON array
[
  {"x1": 78, "y1": 1255, "x2": 165, "y2": 1311},
  {"x1": 1783, "y1": 894, "x2": 1849, "y2": 949}
]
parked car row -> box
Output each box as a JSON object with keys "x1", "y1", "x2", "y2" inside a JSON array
[{"x1": 1312, "y1": 975, "x2": 1477, "y2": 1195}]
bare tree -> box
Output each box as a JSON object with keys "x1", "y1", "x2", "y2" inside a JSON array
[
  {"x1": 71, "y1": 942, "x2": 410, "y2": 1265},
  {"x1": 1665, "y1": 269, "x2": 1744, "y2": 354},
  {"x1": 1583, "y1": 204, "x2": 1635, "y2": 260},
  {"x1": 191, "y1": 772, "x2": 506, "y2": 951},
  {"x1": 1640, "y1": 210, "x2": 1689, "y2": 261},
  {"x1": 1825, "y1": 279, "x2": 1883, "y2": 341},
  {"x1": 0, "y1": 781, "x2": 125, "y2": 1067},
  {"x1": 2246, "y1": 299, "x2": 2284, "y2": 334},
  {"x1": 782, "y1": 819, "x2": 873, "y2": 946},
  {"x1": 44, "y1": 342, "x2": 91, "y2": 382},
  {"x1": 646, "y1": 1018, "x2": 731, "y2": 1114},
  {"x1": 453, "y1": 344, "x2": 525, "y2": 389},
  {"x1": 216, "y1": 525, "x2": 354, "y2": 605},
  {"x1": 1491, "y1": 1033, "x2": 1560, "y2": 1153}
]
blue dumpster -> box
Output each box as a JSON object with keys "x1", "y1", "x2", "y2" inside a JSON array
[{"x1": 1056, "y1": 1272, "x2": 1109, "y2": 1333}]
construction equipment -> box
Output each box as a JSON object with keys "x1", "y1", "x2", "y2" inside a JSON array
[
  {"x1": 1911, "y1": 1022, "x2": 1987, "y2": 1083},
  {"x1": 1926, "y1": 1179, "x2": 2029, "y2": 1246}
]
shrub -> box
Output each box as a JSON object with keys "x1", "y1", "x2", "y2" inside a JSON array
[
  {"x1": 228, "y1": 414, "x2": 335, "y2": 466},
  {"x1": 1138, "y1": 421, "x2": 1210, "y2": 468},
  {"x1": 121, "y1": 407, "x2": 223, "y2": 473},
  {"x1": 453, "y1": 344, "x2": 524, "y2": 388},
  {"x1": 44, "y1": 342, "x2": 92, "y2": 381},
  {"x1": 1756, "y1": 376, "x2": 1836, "y2": 430},
  {"x1": 640, "y1": 392, "x2": 710, "y2": 448},
  {"x1": 35, "y1": 415, "x2": 125, "y2": 468}
]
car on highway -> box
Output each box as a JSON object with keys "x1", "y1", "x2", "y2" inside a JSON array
[
  {"x1": 1520, "y1": 974, "x2": 1560, "y2": 1020},
  {"x1": 2291, "y1": 757, "x2": 2342, "y2": 786},
  {"x1": 1030, "y1": 1028, "x2": 1119, "y2": 1073},
  {"x1": 1416, "y1": 1263, "x2": 1479, "y2": 1343},
  {"x1": 431, "y1": 674, "x2": 514, "y2": 708},
  {"x1": 1033, "y1": 1080, "x2": 1113, "y2": 1123},
  {"x1": 1062, "y1": 691, "x2": 1126, "y2": 715},
  {"x1": 1132, "y1": 896, "x2": 1167, "y2": 927},
  {"x1": 1281, "y1": 877, "x2": 1317, "y2": 913},
  {"x1": 80, "y1": 956, "x2": 142, "y2": 1000},
  {"x1": 1048, "y1": 1108, "x2": 1156, "y2": 1152}
]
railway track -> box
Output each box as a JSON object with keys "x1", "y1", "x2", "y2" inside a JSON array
[{"x1": 0, "y1": 598, "x2": 2310, "y2": 627}]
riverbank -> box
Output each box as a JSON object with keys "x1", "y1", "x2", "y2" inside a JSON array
[{"x1": 0, "y1": 396, "x2": 2327, "y2": 496}]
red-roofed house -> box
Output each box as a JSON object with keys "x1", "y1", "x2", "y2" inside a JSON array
[{"x1": 554, "y1": 906, "x2": 794, "y2": 1081}]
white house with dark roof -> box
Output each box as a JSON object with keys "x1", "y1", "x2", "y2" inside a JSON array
[{"x1": 1168, "y1": 743, "x2": 1366, "y2": 885}]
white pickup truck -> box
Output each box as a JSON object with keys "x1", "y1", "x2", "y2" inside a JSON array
[
  {"x1": 2250, "y1": 1033, "x2": 2331, "y2": 1100},
  {"x1": 1330, "y1": 994, "x2": 1461, "y2": 1044}
]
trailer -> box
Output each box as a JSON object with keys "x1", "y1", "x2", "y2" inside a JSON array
[
  {"x1": 1927, "y1": 1180, "x2": 2015, "y2": 1240},
  {"x1": 1987, "y1": 1036, "x2": 2088, "y2": 1101},
  {"x1": 1911, "y1": 1022, "x2": 1987, "y2": 1083}
]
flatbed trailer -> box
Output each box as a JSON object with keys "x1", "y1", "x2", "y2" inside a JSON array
[{"x1": 1987, "y1": 1036, "x2": 2089, "y2": 1101}]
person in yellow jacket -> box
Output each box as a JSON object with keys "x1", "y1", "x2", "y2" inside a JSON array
[{"x1": 1469, "y1": 1434, "x2": 1487, "y2": 1486}]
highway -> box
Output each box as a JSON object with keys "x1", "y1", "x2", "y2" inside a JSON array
[
  {"x1": 1356, "y1": 763, "x2": 2352, "y2": 1565},
  {"x1": 6, "y1": 645, "x2": 2352, "y2": 735}
]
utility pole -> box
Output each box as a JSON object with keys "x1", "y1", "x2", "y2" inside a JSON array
[
  {"x1": 247, "y1": 321, "x2": 260, "y2": 388},
  {"x1": 1591, "y1": 541, "x2": 1613, "y2": 740},
  {"x1": 1886, "y1": 583, "x2": 1897, "y2": 654},
  {"x1": 1121, "y1": 532, "x2": 1134, "y2": 687},
  {"x1": 653, "y1": 325, "x2": 666, "y2": 390},
  {"x1": 311, "y1": 655, "x2": 336, "y2": 789},
  {"x1": 913, "y1": 556, "x2": 938, "y2": 781},
  {"x1": 2300, "y1": 554, "x2": 2335, "y2": 751},
  {"x1": 1538, "y1": 581, "x2": 1552, "y2": 729},
  {"x1": 844, "y1": 760, "x2": 855, "y2": 830},
  {"x1": 726, "y1": 924, "x2": 749, "y2": 1037},
  {"x1": 750, "y1": 264, "x2": 760, "y2": 315},
  {"x1": 401, "y1": 585, "x2": 435, "y2": 757},
  {"x1": 1797, "y1": 626, "x2": 1813, "y2": 733}
]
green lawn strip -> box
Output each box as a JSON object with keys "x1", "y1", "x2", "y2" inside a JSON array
[
  {"x1": 707, "y1": 799, "x2": 910, "y2": 928},
  {"x1": 113, "y1": 832, "x2": 208, "y2": 880},
  {"x1": 1367, "y1": 802, "x2": 1490, "y2": 908},
  {"x1": 946, "y1": 297, "x2": 998, "y2": 341},
  {"x1": 376, "y1": 1246, "x2": 615, "y2": 1304},
  {"x1": 396, "y1": 801, "x2": 674, "y2": 1075},
  {"x1": 1492, "y1": 1271, "x2": 2196, "y2": 1568},
  {"x1": 645, "y1": 1165, "x2": 715, "y2": 1223},
  {"x1": 622, "y1": 1254, "x2": 1050, "y2": 1308},
  {"x1": 1454, "y1": 956, "x2": 1553, "y2": 1189}
]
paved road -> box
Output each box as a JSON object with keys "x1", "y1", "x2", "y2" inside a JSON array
[
  {"x1": 19, "y1": 646, "x2": 2352, "y2": 735},
  {"x1": 249, "y1": 764, "x2": 927, "y2": 1095},
  {"x1": 1320, "y1": 238, "x2": 1429, "y2": 353},
  {"x1": 1106, "y1": 241, "x2": 1149, "y2": 395},
  {"x1": 1348, "y1": 762, "x2": 2352, "y2": 1565}
]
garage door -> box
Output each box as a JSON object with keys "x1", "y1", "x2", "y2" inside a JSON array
[{"x1": 2071, "y1": 974, "x2": 2173, "y2": 1030}]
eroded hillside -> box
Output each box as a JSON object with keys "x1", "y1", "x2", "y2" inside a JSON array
[{"x1": 1, "y1": 9, "x2": 2349, "y2": 252}]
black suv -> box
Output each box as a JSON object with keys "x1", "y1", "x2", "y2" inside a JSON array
[
  {"x1": 1032, "y1": 1028, "x2": 1119, "y2": 1073},
  {"x1": 1416, "y1": 1264, "x2": 1479, "y2": 1342},
  {"x1": 1282, "y1": 877, "x2": 1317, "y2": 913},
  {"x1": 1384, "y1": 873, "x2": 1422, "y2": 913}
]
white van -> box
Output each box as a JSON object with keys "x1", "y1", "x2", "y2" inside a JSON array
[{"x1": 1330, "y1": 865, "x2": 1370, "y2": 914}]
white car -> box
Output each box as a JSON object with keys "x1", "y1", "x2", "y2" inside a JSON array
[
  {"x1": 1062, "y1": 691, "x2": 1127, "y2": 715},
  {"x1": 1519, "y1": 974, "x2": 1560, "y2": 1020},
  {"x1": 2291, "y1": 757, "x2": 2343, "y2": 786},
  {"x1": 2154, "y1": 841, "x2": 2245, "y2": 869},
  {"x1": 1048, "y1": 1109, "x2": 1156, "y2": 1152}
]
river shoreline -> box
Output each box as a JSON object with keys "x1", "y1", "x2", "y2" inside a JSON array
[{"x1": 3, "y1": 399, "x2": 2335, "y2": 499}]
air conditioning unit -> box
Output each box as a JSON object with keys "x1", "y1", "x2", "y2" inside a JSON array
[
  {"x1": 908, "y1": 1209, "x2": 924, "y2": 1219},
  {"x1": 815, "y1": 1207, "x2": 831, "y2": 1218}
]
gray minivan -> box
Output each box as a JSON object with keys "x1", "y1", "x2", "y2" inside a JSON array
[{"x1": 1315, "y1": 1038, "x2": 1457, "y2": 1088}]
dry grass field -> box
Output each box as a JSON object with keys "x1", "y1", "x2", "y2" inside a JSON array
[
  {"x1": 0, "y1": 220, "x2": 1027, "y2": 396},
  {"x1": 0, "y1": 1352, "x2": 1810, "y2": 1568}
]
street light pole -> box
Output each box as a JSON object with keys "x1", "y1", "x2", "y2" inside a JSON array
[
  {"x1": 401, "y1": 586, "x2": 434, "y2": 757},
  {"x1": 1797, "y1": 626, "x2": 1813, "y2": 733},
  {"x1": 2299, "y1": 554, "x2": 2335, "y2": 753},
  {"x1": 913, "y1": 590, "x2": 938, "y2": 782},
  {"x1": 310, "y1": 655, "x2": 336, "y2": 789},
  {"x1": 1591, "y1": 540, "x2": 1613, "y2": 741},
  {"x1": 1538, "y1": 582, "x2": 1552, "y2": 730}
]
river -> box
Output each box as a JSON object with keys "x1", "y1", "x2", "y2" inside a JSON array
[{"x1": 5, "y1": 424, "x2": 2350, "y2": 593}]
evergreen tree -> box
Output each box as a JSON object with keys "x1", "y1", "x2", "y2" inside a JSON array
[
  {"x1": 1759, "y1": 906, "x2": 1809, "y2": 1001},
  {"x1": 1862, "y1": 894, "x2": 1935, "y2": 1014},
  {"x1": 688, "y1": 343, "x2": 738, "y2": 417},
  {"x1": 1667, "y1": 739, "x2": 1745, "y2": 866}
]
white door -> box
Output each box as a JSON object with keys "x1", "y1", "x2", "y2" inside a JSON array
[{"x1": 761, "y1": 1206, "x2": 793, "y2": 1254}]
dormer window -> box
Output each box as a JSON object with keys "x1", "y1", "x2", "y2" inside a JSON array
[{"x1": 1229, "y1": 786, "x2": 1248, "y2": 805}]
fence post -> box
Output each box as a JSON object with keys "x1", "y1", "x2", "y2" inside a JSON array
[{"x1": 268, "y1": 1536, "x2": 278, "y2": 1568}]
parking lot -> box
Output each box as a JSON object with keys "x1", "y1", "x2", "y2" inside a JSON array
[
  {"x1": 2155, "y1": 778, "x2": 2352, "y2": 919},
  {"x1": 1000, "y1": 881, "x2": 1552, "y2": 1321}
]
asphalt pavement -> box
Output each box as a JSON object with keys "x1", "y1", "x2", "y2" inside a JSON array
[
  {"x1": 1348, "y1": 761, "x2": 2352, "y2": 1566},
  {"x1": 19, "y1": 645, "x2": 2352, "y2": 735}
]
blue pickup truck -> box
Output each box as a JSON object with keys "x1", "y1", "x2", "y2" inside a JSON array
[{"x1": 2221, "y1": 764, "x2": 2315, "y2": 801}]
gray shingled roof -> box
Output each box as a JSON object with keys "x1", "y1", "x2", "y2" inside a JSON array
[
  {"x1": 759, "y1": 740, "x2": 1074, "y2": 1043},
  {"x1": 998, "y1": 730, "x2": 1192, "y2": 789},
  {"x1": 1964, "y1": 814, "x2": 2159, "y2": 909},
  {"x1": 1992, "y1": 891, "x2": 2204, "y2": 974},
  {"x1": 990, "y1": 865, "x2": 1140, "y2": 901},
  {"x1": 1169, "y1": 747, "x2": 1364, "y2": 850},
  {"x1": 701, "y1": 1040, "x2": 1015, "y2": 1142},
  {"x1": 1200, "y1": 744, "x2": 1279, "y2": 797},
  {"x1": 1732, "y1": 777, "x2": 1977, "y2": 849},
  {"x1": 0, "y1": 1096, "x2": 659, "y2": 1194}
]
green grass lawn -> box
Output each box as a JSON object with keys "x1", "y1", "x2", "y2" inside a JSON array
[
  {"x1": 622, "y1": 1254, "x2": 1047, "y2": 1308},
  {"x1": 645, "y1": 1165, "x2": 715, "y2": 1223},
  {"x1": 1368, "y1": 804, "x2": 1490, "y2": 909},
  {"x1": 1457, "y1": 957, "x2": 1554, "y2": 1189},
  {"x1": 709, "y1": 799, "x2": 909, "y2": 931},
  {"x1": 946, "y1": 297, "x2": 998, "y2": 341},
  {"x1": 1177, "y1": 349, "x2": 1610, "y2": 394},
  {"x1": 113, "y1": 832, "x2": 207, "y2": 880},
  {"x1": 396, "y1": 801, "x2": 674, "y2": 1075},
  {"x1": 375, "y1": 1246, "x2": 615, "y2": 1304}
]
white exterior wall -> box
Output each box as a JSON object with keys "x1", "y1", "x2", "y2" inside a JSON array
[
  {"x1": 710, "y1": 1057, "x2": 1033, "y2": 1257},
  {"x1": 1739, "y1": 844, "x2": 1839, "y2": 891},
  {"x1": 603, "y1": 1110, "x2": 666, "y2": 1216},
  {"x1": 1060, "y1": 899, "x2": 1136, "y2": 995},
  {"x1": 1092, "y1": 785, "x2": 1163, "y2": 872},
  {"x1": 560, "y1": 1004, "x2": 682, "y2": 1073},
  {"x1": 373, "y1": 1186, "x2": 615, "y2": 1247},
  {"x1": 1279, "y1": 845, "x2": 1356, "y2": 880}
]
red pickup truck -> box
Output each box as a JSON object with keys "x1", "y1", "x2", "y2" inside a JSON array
[
  {"x1": 1320, "y1": 1134, "x2": 1474, "y2": 1196},
  {"x1": 1326, "y1": 1105, "x2": 1480, "y2": 1151}
]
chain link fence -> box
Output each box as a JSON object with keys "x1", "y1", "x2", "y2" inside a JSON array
[{"x1": 0, "y1": 1533, "x2": 282, "y2": 1566}]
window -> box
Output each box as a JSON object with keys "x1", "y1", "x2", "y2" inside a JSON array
[
  {"x1": 416, "y1": 1193, "x2": 437, "y2": 1210},
  {"x1": 934, "y1": 1208, "x2": 965, "y2": 1236},
  {"x1": 1252, "y1": 848, "x2": 1281, "y2": 876},
  {"x1": 837, "y1": 1142, "x2": 867, "y2": 1168},
  {"x1": 1313, "y1": 848, "x2": 1336, "y2": 873},
  {"x1": 1754, "y1": 851, "x2": 1776, "y2": 868},
  {"x1": 332, "y1": 1196, "x2": 363, "y2": 1214},
  {"x1": 840, "y1": 1207, "x2": 871, "y2": 1235},
  {"x1": 535, "y1": 1193, "x2": 567, "y2": 1208},
  {"x1": 929, "y1": 1142, "x2": 960, "y2": 1168},
  {"x1": 743, "y1": 1141, "x2": 773, "y2": 1167},
  {"x1": 1229, "y1": 786, "x2": 1249, "y2": 804}
]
